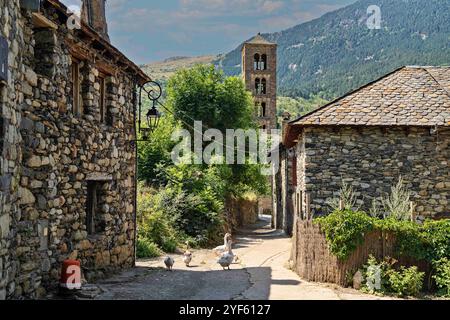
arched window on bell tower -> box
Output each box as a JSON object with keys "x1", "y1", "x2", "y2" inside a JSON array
[
  {"x1": 261, "y1": 78, "x2": 267, "y2": 94},
  {"x1": 261, "y1": 102, "x2": 267, "y2": 117},
  {"x1": 261, "y1": 54, "x2": 267, "y2": 70},
  {"x1": 254, "y1": 54, "x2": 260, "y2": 70},
  {"x1": 255, "y1": 78, "x2": 261, "y2": 93}
]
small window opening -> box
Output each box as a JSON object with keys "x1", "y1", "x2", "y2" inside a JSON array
[
  {"x1": 72, "y1": 59, "x2": 82, "y2": 115},
  {"x1": 99, "y1": 74, "x2": 106, "y2": 123},
  {"x1": 86, "y1": 181, "x2": 107, "y2": 235}
]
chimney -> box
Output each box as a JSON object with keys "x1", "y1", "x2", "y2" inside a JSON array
[{"x1": 81, "y1": 0, "x2": 110, "y2": 42}]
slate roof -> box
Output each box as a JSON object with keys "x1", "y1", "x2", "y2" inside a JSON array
[
  {"x1": 244, "y1": 34, "x2": 277, "y2": 46},
  {"x1": 284, "y1": 66, "x2": 450, "y2": 147}
]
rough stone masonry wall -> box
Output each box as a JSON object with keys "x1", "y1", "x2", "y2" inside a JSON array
[
  {"x1": 0, "y1": 0, "x2": 25, "y2": 300},
  {"x1": 1, "y1": 2, "x2": 137, "y2": 299},
  {"x1": 296, "y1": 126, "x2": 449, "y2": 218}
]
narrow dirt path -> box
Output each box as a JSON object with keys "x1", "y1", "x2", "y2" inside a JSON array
[{"x1": 95, "y1": 217, "x2": 394, "y2": 300}]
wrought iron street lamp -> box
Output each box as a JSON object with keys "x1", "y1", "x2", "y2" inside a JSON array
[{"x1": 138, "y1": 81, "x2": 162, "y2": 141}]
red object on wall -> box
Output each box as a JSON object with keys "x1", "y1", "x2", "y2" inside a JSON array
[
  {"x1": 292, "y1": 156, "x2": 298, "y2": 187},
  {"x1": 60, "y1": 260, "x2": 81, "y2": 290}
]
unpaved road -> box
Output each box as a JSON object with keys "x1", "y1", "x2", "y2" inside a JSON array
[{"x1": 96, "y1": 217, "x2": 394, "y2": 300}]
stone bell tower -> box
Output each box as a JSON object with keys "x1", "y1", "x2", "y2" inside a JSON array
[
  {"x1": 242, "y1": 34, "x2": 278, "y2": 216},
  {"x1": 242, "y1": 33, "x2": 277, "y2": 130},
  {"x1": 81, "y1": 0, "x2": 110, "y2": 42}
]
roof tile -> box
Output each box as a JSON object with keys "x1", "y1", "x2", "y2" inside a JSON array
[{"x1": 290, "y1": 66, "x2": 450, "y2": 128}]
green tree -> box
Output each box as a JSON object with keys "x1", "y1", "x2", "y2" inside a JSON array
[
  {"x1": 167, "y1": 65, "x2": 254, "y2": 132},
  {"x1": 137, "y1": 65, "x2": 269, "y2": 247}
]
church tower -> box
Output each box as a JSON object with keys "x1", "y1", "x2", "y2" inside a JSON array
[{"x1": 242, "y1": 34, "x2": 277, "y2": 130}]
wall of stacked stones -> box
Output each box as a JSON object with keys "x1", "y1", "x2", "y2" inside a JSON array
[
  {"x1": 295, "y1": 126, "x2": 449, "y2": 218},
  {"x1": 280, "y1": 150, "x2": 294, "y2": 235},
  {"x1": 1, "y1": 2, "x2": 137, "y2": 299},
  {"x1": 1, "y1": 0, "x2": 26, "y2": 300},
  {"x1": 272, "y1": 149, "x2": 284, "y2": 230},
  {"x1": 291, "y1": 220, "x2": 429, "y2": 286}
]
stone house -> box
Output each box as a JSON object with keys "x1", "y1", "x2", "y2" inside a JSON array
[
  {"x1": 0, "y1": 0, "x2": 149, "y2": 299},
  {"x1": 275, "y1": 66, "x2": 449, "y2": 225}
]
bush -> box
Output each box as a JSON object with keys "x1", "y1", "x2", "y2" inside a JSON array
[
  {"x1": 381, "y1": 176, "x2": 412, "y2": 220},
  {"x1": 361, "y1": 255, "x2": 393, "y2": 294},
  {"x1": 136, "y1": 238, "x2": 162, "y2": 258},
  {"x1": 375, "y1": 218, "x2": 426, "y2": 260},
  {"x1": 315, "y1": 209, "x2": 374, "y2": 260},
  {"x1": 361, "y1": 256, "x2": 424, "y2": 297},
  {"x1": 327, "y1": 181, "x2": 360, "y2": 212},
  {"x1": 387, "y1": 266, "x2": 424, "y2": 297},
  {"x1": 157, "y1": 188, "x2": 224, "y2": 246},
  {"x1": 433, "y1": 258, "x2": 450, "y2": 297},
  {"x1": 421, "y1": 220, "x2": 450, "y2": 262},
  {"x1": 140, "y1": 211, "x2": 179, "y2": 253}
]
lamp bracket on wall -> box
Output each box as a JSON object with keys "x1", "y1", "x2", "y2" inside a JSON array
[{"x1": 137, "y1": 81, "x2": 162, "y2": 141}]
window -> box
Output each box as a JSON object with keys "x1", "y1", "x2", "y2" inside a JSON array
[
  {"x1": 253, "y1": 53, "x2": 268, "y2": 70},
  {"x1": 261, "y1": 102, "x2": 267, "y2": 117},
  {"x1": 254, "y1": 54, "x2": 260, "y2": 70},
  {"x1": 99, "y1": 74, "x2": 106, "y2": 123},
  {"x1": 292, "y1": 156, "x2": 297, "y2": 187},
  {"x1": 86, "y1": 181, "x2": 106, "y2": 235},
  {"x1": 261, "y1": 78, "x2": 267, "y2": 94},
  {"x1": 261, "y1": 54, "x2": 267, "y2": 70},
  {"x1": 72, "y1": 59, "x2": 82, "y2": 115},
  {"x1": 255, "y1": 78, "x2": 266, "y2": 95}
]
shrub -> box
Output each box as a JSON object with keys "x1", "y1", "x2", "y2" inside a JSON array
[
  {"x1": 361, "y1": 255, "x2": 393, "y2": 294},
  {"x1": 361, "y1": 256, "x2": 424, "y2": 297},
  {"x1": 421, "y1": 219, "x2": 450, "y2": 262},
  {"x1": 375, "y1": 218, "x2": 426, "y2": 260},
  {"x1": 327, "y1": 181, "x2": 360, "y2": 212},
  {"x1": 381, "y1": 176, "x2": 412, "y2": 220},
  {"x1": 387, "y1": 266, "x2": 424, "y2": 297},
  {"x1": 160, "y1": 237, "x2": 178, "y2": 253},
  {"x1": 315, "y1": 209, "x2": 373, "y2": 260},
  {"x1": 136, "y1": 238, "x2": 162, "y2": 258},
  {"x1": 140, "y1": 211, "x2": 179, "y2": 253},
  {"x1": 433, "y1": 258, "x2": 450, "y2": 297}
]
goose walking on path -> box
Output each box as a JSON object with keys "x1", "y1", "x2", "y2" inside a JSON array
[
  {"x1": 183, "y1": 242, "x2": 193, "y2": 267},
  {"x1": 213, "y1": 233, "x2": 232, "y2": 256},
  {"x1": 218, "y1": 240, "x2": 235, "y2": 271},
  {"x1": 164, "y1": 256, "x2": 175, "y2": 271}
]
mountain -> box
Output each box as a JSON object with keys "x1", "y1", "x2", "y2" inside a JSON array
[
  {"x1": 141, "y1": 55, "x2": 217, "y2": 84},
  {"x1": 215, "y1": 0, "x2": 450, "y2": 99}
]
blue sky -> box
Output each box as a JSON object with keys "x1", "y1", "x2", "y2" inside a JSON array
[{"x1": 61, "y1": 0, "x2": 355, "y2": 64}]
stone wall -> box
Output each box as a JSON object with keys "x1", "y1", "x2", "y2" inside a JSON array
[
  {"x1": 1, "y1": 0, "x2": 25, "y2": 300},
  {"x1": 295, "y1": 126, "x2": 450, "y2": 219},
  {"x1": 1, "y1": 1, "x2": 138, "y2": 299}
]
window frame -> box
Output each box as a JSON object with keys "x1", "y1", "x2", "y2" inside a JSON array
[
  {"x1": 99, "y1": 73, "x2": 106, "y2": 124},
  {"x1": 86, "y1": 181, "x2": 98, "y2": 236},
  {"x1": 71, "y1": 58, "x2": 82, "y2": 116}
]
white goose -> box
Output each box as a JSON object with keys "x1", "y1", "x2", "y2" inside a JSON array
[
  {"x1": 183, "y1": 242, "x2": 193, "y2": 267},
  {"x1": 164, "y1": 256, "x2": 175, "y2": 271},
  {"x1": 217, "y1": 240, "x2": 234, "y2": 270},
  {"x1": 213, "y1": 233, "x2": 232, "y2": 256}
]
